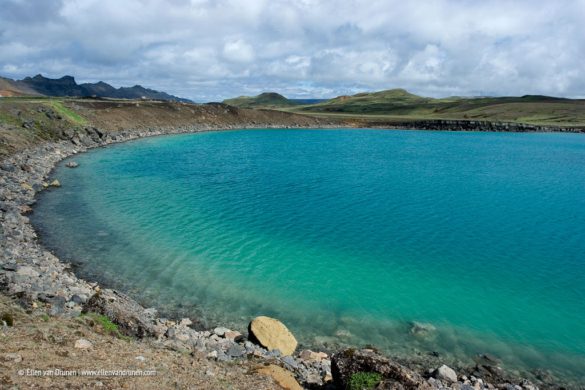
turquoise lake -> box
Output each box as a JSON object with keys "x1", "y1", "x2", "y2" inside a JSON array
[{"x1": 32, "y1": 129, "x2": 585, "y2": 381}]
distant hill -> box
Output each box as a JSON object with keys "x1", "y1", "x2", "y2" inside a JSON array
[
  {"x1": 223, "y1": 92, "x2": 293, "y2": 108},
  {"x1": 222, "y1": 88, "x2": 585, "y2": 126},
  {"x1": 301, "y1": 88, "x2": 440, "y2": 114},
  {"x1": 0, "y1": 74, "x2": 191, "y2": 102},
  {"x1": 295, "y1": 89, "x2": 585, "y2": 125},
  {"x1": 223, "y1": 92, "x2": 325, "y2": 108}
]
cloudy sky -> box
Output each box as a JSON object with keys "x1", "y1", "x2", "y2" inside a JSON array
[{"x1": 1, "y1": 0, "x2": 584, "y2": 101}]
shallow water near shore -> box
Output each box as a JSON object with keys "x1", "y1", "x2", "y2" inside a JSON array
[{"x1": 32, "y1": 129, "x2": 585, "y2": 382}]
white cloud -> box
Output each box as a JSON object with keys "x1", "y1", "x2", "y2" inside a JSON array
[
  {"x1": 1, "y1": 0, "x2": 584, "y2": 100},
  {"x1": 222, "y1": 39, "x2": 255, "y2": 63}
]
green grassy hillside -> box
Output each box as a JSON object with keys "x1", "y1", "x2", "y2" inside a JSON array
[{"x1": 286, "y1": 90, "x2": 585, "y2": 127}]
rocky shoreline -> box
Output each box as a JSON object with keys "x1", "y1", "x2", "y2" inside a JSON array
[{"x1": 0, "y1": 122, "x2": 568, "y2": 389}]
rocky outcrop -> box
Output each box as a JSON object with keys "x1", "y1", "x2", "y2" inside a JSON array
[
  {"x1": 249, "y1": 316, "x2": 298, "y2": 356},
  {"x1": 82, "y1": 289, "x2": 159, "y2": 338},
  {"x1": 366, "y1": 119, "x2": 585, "y2": 133},
  {"x1": 332, "y1": 348, "x2": 432, "y2": 390}
]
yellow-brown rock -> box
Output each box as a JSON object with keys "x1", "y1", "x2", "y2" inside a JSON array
[
  {"x1": 249, "y1": 316, "x2": 298, "y2": 356},
  {"x1": 256, "y1": 364, "x2": 302, "y2": 390}
]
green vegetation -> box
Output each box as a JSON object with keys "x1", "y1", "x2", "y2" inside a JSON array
[
  {"x1": 295, "y1": 89, "x2": 585, "y2": 126},
  {"x1": 223, "y1": 88, "x2": 585, "y2": 127},
  {"x1": 82, "y1": 312, "x2": 130, "y2": 340},
  {"x1": 0, "y1": 97, "x2": 90, "y2": 157},
  {"x1": 348, "y1": 372, "x2": 382, "y2": 390},
  {"x1": 41, "y1": 313, "x2": 50, "y2": 322},
  {"x1": 45, "y1": 100, "x2": 87, "y2": 125}
]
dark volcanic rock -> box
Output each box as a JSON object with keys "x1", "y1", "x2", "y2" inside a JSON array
[
  {"x1": 83, "y1": 289, "x2": 157, "y2": 338},
  {"x1": 332, "y1": 348, "x2": 432, "y2": 390},
  {"x1": 14, "y1": 74, "x2": 191, "y2": 102}
]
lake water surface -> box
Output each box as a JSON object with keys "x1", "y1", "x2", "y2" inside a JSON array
[{"x1": 32, "y1": 129, "x2": 585, "y2": 382}]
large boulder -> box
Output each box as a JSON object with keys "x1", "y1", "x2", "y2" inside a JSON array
[
  {"x1": 248, "y1": 316, "x2": 298, "y2": 356},
  {"x1": 433, "y1": 364, "x2": 457, "y2": 383},
  {"x1": 83, "y1": 289, "x2": 157, "y2": 338},
  {"x1": 331, "y1": 348, "x2": 432, "y2": 390},
  {"x1": 256, "y1": 364, "x2": 302, "y2": 390}
]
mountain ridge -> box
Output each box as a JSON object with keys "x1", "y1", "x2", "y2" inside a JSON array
[{"x1": 0, "y1": 74, "x2": 191, "y2": 102}]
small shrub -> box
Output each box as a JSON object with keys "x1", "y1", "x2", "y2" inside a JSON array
[
  {"x1": 348, "y1": 371, "x2": 382, "y2": 390},
  {"x1": 41, "y1": 314, "x2": 50, "y2": 322}
]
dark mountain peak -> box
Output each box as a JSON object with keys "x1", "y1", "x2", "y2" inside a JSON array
[{"x1": 11, "y1": 73, "x2": 191, "y2": 102}]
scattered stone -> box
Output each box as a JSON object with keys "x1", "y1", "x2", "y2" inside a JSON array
[
  {"x1": 300, "y1": 349, "x2": 328, "y2": 362},
  {"x1": 135, "y1": 356, "x2": 146, "y2": 362},
  {"x1": 475, "y1": 353, "x2": 501, "y2": 367},
  {"x1": 248, "y1": 316, "x2": 298, "y2": 356},
  {"x1": 2, "y1": 353, "x2": 22, "y2": 363},
  {"x1": 433, "y1": 364, "x2": 458, "y2": 383},
  {"x1": 213, "y1": 326, "x2": 230, "y2": 337},
  {"x1": 70, "y1": 294, "x2": 85, "y2": 304},
  {"x1": 256, "y1": 364, "x2": 302, "y2": 390},
  {"x1": 224, "y1": 330, "x2": 242, "y2": 341},
  {"x1": 74, "y1": 338, "x2": 93, "y2": 350},
  {"x1": 281, "y1": 355, "x2": 299, "y2": 370},
  {"x1": 179, "y1": 318, "x2": 192, "y2": 327},
  {"x1": 49, "y1": 179, "x2": 61, "y2": 187},
  {"x1": 65, "y1": 161, "x2": 79, "y2": 168},
  {"x1": 227, "y1": 344, "x2": 246, "y2": 358},
  {"x1": 19, "y1": 205, "x2": 33, "y2": 214},
  {"x1": 206, "y1": 350, "x2": 218, "y2": 359},
  {"x1": 410, "y1": 321, "x2": 437, "y2": 337},
  {"x1": 334, "y1": 329, "x2": 352, "y2": 338},
  {"x1": 20, "y1": 182, "x2": 33, "y2": 191}
]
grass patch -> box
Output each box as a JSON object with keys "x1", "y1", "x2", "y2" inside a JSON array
[
  {"x1": 348, "y1": 372, "x2": 382, "y2": 390},
  {"x1": 45, "y1": 100, "x2": 87, "y2": 125},
  {"x1": 0, "y1": 111, "x2": 22, "y2": 126},
  {"x1": 81, "y1": 312, "x2": 130, "y2": 341}
]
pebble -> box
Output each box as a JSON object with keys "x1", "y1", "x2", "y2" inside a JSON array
[{"x1": 213, "y1": 326, "x2": 230, "y2": 337}]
